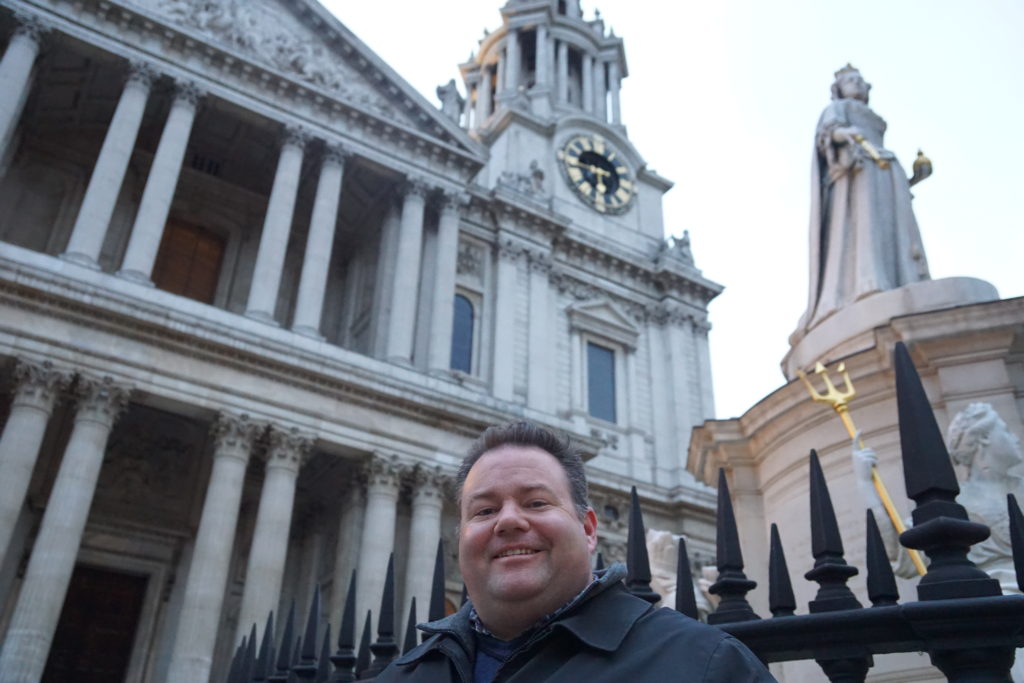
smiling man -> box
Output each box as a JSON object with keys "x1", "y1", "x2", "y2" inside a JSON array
[{"x1": 379, "y1": 421, "x2": 774, "y2": 682}]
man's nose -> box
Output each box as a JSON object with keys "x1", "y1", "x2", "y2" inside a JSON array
[{"x1": 493, "y1": 502, "x2": 529, "y2": 533}]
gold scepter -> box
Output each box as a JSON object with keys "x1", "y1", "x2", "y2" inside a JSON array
[
  {"x1": 851, "y1": 133, "x2": 890, "y2": 170},
  {"x1": 796, "y1": 362, "x2": 927, "y2": 576}
]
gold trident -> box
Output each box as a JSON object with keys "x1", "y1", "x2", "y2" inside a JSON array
[{"x1": 797, "y1": 362, "x2": 927, "y2": 576}]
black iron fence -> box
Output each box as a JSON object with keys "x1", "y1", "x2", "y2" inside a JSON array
[{"x1": 226, "y1": 342, "x2": 1024, "y2": 682}]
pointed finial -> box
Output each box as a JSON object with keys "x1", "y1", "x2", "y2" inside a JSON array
[
  {"x1": 329, "y1": 571, "x2": 357, "y2": 682},
  {"x1": 865, "y1": 510, "x2": 899, "y2": 607},
  {"x1": 768, "y1": 524, "x2": 796, "y2": 617},
  {"x1": 270, "y1": 601, "x2": 295, "y2": 681},
  {"x1": 226, "y1": 640, "x2": 244, "y2": 683},
  {"x1": 805, "y1": 450, "x2": 861, "y2": 612},
  {"x1": 1009, "y1": 494, "x2": 1024, "y2": 592},
  {"x1": 355, "y1": 611, "x2": 372, "y2": 678},
  {"x1": 675, "y1": 536, "x2": 699, "y2": 619},
  {"x1": 292, "y1": 585, "x2": 321, "y2": 679},
  {"x1": 428, "y1": 540, "x2": 446, "y2": 623},
  {"x1": 365, "y1": 554, "x2": 399, "y2": 676},
  {"x1": 894, "y1": 342, "x2": 999, "y2": 601},
  {"x1": 626, "y1": 487, "x2": 660, "y2": 604},
  {"x1": 254, "y1": 610, "x2": 274, "y2": 681},
  {"x1": 403, "y1": 598, "x2": 419, "y2": 654},
  {"x1": 707, "y1": 468, "x2": 759, "y2": 623},
  {"x1": 315, "y1": 624, "x2": 331, "y2": 683},
  {"x1": 460, "y1": 584, "x2": 468, "y2": 606},
  {"x1": 240, "y1": 625, "x2": 257, "y2": 683}
]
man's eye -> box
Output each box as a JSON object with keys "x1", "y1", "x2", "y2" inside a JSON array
[
  {"x1": 474, "y1": 507, "x2": 494, "y2": 517},
  {"x1": 527, "y1": 500, "x2": 549, "y2": 508}
]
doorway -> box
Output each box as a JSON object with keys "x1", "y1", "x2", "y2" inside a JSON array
[{"x1": 42, "y1": 565, "x2": 149, "y2": 683}]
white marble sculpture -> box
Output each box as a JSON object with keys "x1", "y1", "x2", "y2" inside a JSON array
[
  {"x1": 645, "y1": 528, "x2": 714, "y2": 620},
  {"x1": 853, "y1": 403, "x2": 1023, "y2": 589},
  {"x1": 798, "y1": 65, "x2": 931, "y2": 332}
]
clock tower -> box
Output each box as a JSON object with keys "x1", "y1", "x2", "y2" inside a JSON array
[{"x1": 459, "y1": 0, "x2": 673, "y2": 249}]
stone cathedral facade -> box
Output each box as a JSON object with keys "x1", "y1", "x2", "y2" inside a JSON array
[{"x1": 0, "y1": 0, "x2": 721, "y2": 680}]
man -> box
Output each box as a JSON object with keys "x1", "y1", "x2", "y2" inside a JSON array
[{"x1": 378, "y1": 421, "x2": 774, "y2": 682}]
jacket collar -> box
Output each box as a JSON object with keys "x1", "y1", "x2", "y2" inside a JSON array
[{"x1": 394, "y1": 562, "x2": 649, "y2": 667}]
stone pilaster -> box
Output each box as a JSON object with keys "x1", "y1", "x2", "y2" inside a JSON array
[
  {"x1": 245, "y1": 125, "x2": 310, "y2": 324},
  {"x1": 402, "y1": 464, "x2": 446, "y2": 628},
  {"x1": 386, "y1": 178, "x2": 430, "y2": 365},
  {"x1": 581, "y1": 54, "x2": 593, "y2": 114},
  {"x1": 557, "y1": 41, "x2": 569, "y2": 104},
  {"x1": 292, "y1": 143, "x2": 348, "y2": 339},
  {"x1": 526, "y1": 252, "x2": 553, "y2": 412},
  {"x1": 491, "y1": 237, "x2": 522, "y2": 400},
  {"x1": 118, "y1": 80, "x2": 204, "y2": 283},
  {"x1": 63, "y1": 63, "x2": 156, "y2": 268},
  {"x1": 0, "y1": 360, "x2": 71, "y2": 568},
  {"x1": 234, "y1": 425, "x2": 312, "y2": 644},
  {"x1": 166, "y1": 412, "x2": 262, "y2": 683},
  {"x1": 504, "y1": 29, "x2": 520, "y2": 95},
  {"x1": 609, "y1": 61, "x2": 622, "y2": 125},
  {"x1": 0, "y1": 375, "x2": 130, "y2": 681},
  {"x1": 427, "y1": 191, "x2": 468, "y2": 373},
  {"x1": 593, "y1": 59, "x2": 607, "y2": 121},
  {"x1": 0, "y1": 14, "x2": 49, "y2": 162},
  {"x1": 356, "y1": 452, "x2": 404, "y2": 637}
]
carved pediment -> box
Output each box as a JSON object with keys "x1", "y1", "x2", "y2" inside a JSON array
[
  {"x1": 568, "y1": 300, "x2": 640, "y2": 349},
  {"x1": 140, "y1": 0, "x2": 471, "y2": 146}
]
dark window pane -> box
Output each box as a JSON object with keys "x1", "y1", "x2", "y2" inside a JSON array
[
  {"x1": 587, "y1": 342, "x2": 616, "y2": 422},
  {"x1": 450, "y1": 294, "x2": 474, "y2": 373}
]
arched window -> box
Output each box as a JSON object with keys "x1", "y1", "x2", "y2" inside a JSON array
[{"x1": 450, "y1": 294, "x2": 474, "y2": 373}]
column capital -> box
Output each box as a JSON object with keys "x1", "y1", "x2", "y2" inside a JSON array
[
  {"x1": 401, "y1": 176, "x2": 433, "y2": 200},
  {"x1": 264, "y1": 425, "x2": 314, "y2": 472},
  {"x1": 439, "y1": 189, "x2": 470, "y2": 213},
  {"x1": 172, "y1": 79, "x2": 206, "y2": 109},
  {"x1": 497, "y1": 236, "x2": 525, "y2": 263},
  {"x1": 365, "y1": 452, "x2": 406, "y2": 491},
  {"x1": 12, "y1": 12, "x2": 51, "y2": 44},
  {"x1": 73, "y1": 375, "x2": 131, "y2": 428},
  {"x1": 10, "y1": 359, "x2": 72, "y2": 411},
  {"x1": 281, "y1": 124, "x2": 312, "y2": 150},
  {"x1": 126, "y1": 61, "x2": 158, "y2": 91},
  {"x1": 211, "y1": 411, "x2": 264, "y2": 461},
  {"x1": 528, "y1": 250, "x2": 553, "y2": 273},
  {"x1": 322, "y1": 142, "x2": 350, "y2": 168},
  {"x1": 410, "y1": 463, "x2": 450, "y2": 505}
]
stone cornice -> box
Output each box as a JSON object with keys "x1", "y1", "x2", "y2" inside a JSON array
[{"x1": 5, "y1": 0, "x2": 486, "y2": 184}]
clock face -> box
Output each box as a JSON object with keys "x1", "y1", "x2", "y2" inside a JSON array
[{"x1": 556, "y1": 134, "x2": 634, "y2": 214}]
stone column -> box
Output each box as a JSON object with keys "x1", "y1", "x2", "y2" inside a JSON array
[
  {"x1": 427, "y1": 191, "x2": 466, "y2": 374},
  {"x1": 292, "y1": 144, "x2": 348, "y2": 338},
  {"x1": 403, "y1": 465, "x2": 445, "y2": 627},
  {"x1": 0, "y1": 14, "x2": 48, "y2": 162},
  {"x1": 593, "y1": 60, "x2": 606, "y2": 121},
  {"x1": 535, "y1": 25, "x2": 550, "y2": 88},
  {"x1": 63, "y1": 63, "x2": 155, "y2": 268},
  {"x1": 581, "y1": 54, "x2": 593, "y2": 114},
  {"x1": 386, "y1": 179, "x2": 429, "y2": 365},
  {"x1": 505, "y1": 29, "x2": 520, "y2": 94},
  {"x1": 244, "y1": 126, "x2": 309, "y2": 324},
  {"x1": 371, "y1": 200, "x2": 401, "y2": 359},
  {"x1": 328, "y1": 478, "x2": 364, "y2": 636},
  {"x1": 474, "y1": 71, "x2": 492, "y2": 125},
  {"x1": 166, "y1": 413, "x2": 262, "y2": 683},
  {"x1": 234, "y1": 425, "x2": 312, "y2": 644},
  {"x1": 608, "y1": 61, "x2": 622, "y2": 125},
  {"x1": 526, "y1": 253, "x2": 552, "y2": 413},
  {"x1": 491, "y1": 237, "x2": 520, "y2": 401},
  {"x1": 356, "y1": 453, "x2": 403, "y2": 636},
  {"x1": 0, "y1": 360, "x2": 70, "y2": 568},
  {"x1": 118, "y1": 81, "x2": 204, "y2": 283},
  {"x1": 556, "y1": 41, "x2": 569, "y2": 104},
  {"x1": 0, "y1": 376, "x2": 130, "y2": 681}
]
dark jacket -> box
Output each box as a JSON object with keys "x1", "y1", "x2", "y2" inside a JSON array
[{"x1": 375, "y1": 564, "x2": 774, "y2": 682}]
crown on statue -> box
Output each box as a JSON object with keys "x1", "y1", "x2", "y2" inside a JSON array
[{"x1": 834, "y1": 63, "x2": 860, "y2": 79}]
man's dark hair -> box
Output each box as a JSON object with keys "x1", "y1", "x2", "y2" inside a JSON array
[{"x1": 456, "y1": 421, "x2": 590, "y2": 519}]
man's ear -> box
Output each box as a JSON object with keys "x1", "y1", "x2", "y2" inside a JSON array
[{"x1": 583, "y1": 507, "x2": 598, "y2": 553}]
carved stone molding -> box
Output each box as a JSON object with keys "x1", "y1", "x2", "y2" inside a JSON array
[
  {"x1": 210, "y1": 411, "x2": 264, "y2": 462},
  {"x1": 73, "y1": 375, "x2": 132, "y2": 428},
  {"x1": 172, "y1": 79, "x2": 206, "y2": 109},
  {"x1": 648, "y1": 302, "x2": 699, "y2": 329},
  {"x1": 126, "y1": 61, "x2": 158, "y2": 91},
  {"x1": 264, "y1": 425, "x2": 314, "y2": 472},
  {"x1": 528, "y1": 251, "x2": 553, "y2": 274},
  {"x1": 497, "y1": 237, "x2": 525, "y2": 263},
  {"x1": 439, "y1": 190, "x2": 470, "y2": 214},
  {"x1": 281, "y1": 124, "x2": 312, "y2": 150},
  {"x1": 401, "y1": 176, "x2": 433, "y2": 200},
  {"x1": 322, "y1": 143, "x2": 350, "y2": 168},
  {"x1": 365, "y1": 451, "x2": 406, "y2": 491},
  {"x1": 410, "y1": 463, "x2": 449, "y2": 506},
  {"x1": 12, "y1": 12, "x2": 51, "y2": 44},
  {"x1": 457, "y1": 241, "x2": 485, "y2": 280},
  {"x1": 10, "y1": 359, "x2": 72, "y2": 412}
]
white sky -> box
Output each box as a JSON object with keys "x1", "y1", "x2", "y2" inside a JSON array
[{"x1": 323, "y1": 0, "x2": 1024, "y2": 419}]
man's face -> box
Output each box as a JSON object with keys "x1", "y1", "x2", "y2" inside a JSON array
[{"x1": 458, "y1": 445, "x2": 597, "y2": 630}]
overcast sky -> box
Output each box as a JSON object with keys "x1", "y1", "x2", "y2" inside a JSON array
[{"x1": 323, "y1": 0, "x2": 1023, "y2": 419}]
